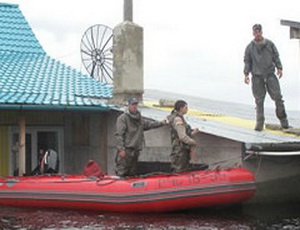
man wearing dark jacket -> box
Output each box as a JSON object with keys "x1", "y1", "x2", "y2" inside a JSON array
[
  {"x1": 115, "y1": 98, "x2": 166, "y2": 177},
  {"x1": 244, "y1": 24, "x2": 289, "y2": 131}
]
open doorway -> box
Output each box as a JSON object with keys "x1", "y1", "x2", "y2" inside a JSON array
[
  {"x1": 37, "y1": 131, "x2": 59, "y2": 159},
  {"x1": 10, "y1": 127, "x2": 63, "y2": 175}
]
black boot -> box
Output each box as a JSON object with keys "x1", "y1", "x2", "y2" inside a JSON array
[
  {"x1": 255, "y1": 122, "x2": 264, "y2": 131},
  {"x1": 280, "y1": 118, "x2": 289, "y2": 129}
]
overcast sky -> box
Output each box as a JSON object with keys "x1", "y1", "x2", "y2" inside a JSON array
[{"x1": 6, "y1": 0, "x2": 300, "y2": 111}]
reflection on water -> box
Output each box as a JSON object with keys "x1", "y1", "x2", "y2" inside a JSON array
[{"x1": 0, "y1": 203, "x2": 300, "y2": 230}]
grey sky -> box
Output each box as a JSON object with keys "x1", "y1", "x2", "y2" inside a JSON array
[{"x1": 6, "y1": 0, "x2": 300, "y2": 110}]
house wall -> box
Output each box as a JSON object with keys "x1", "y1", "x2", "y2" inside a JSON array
[
  {"x1": 63, "y1": 111, "x2": 109, "y2": 174},
  {"x1": 141, "y1": 129, "x2": 242, "y2": 170},
  {"x1": 107, "y1": 110, "x2": 121, "y2": 174},
  {"x1": 0, "y1": 111, "x2": 65, "y2": 126},
  {"x1": 106, "y1": 110, "x2": 243, "y2": 174},
  {"x1": 0, "y1": 109, "x2": 243, "y2": 176},
  {"x1": 0, "y1": 110, "x2": 109, "y2": 175},
  {"x1": 194, "y1": 132, "x2": 243, "y2": 169},
  {"x1": 0, "y1": 110, "x2": 65, "y2": 176}
]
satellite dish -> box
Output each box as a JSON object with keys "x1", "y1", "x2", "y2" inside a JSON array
[{"x1": 80, "y1": 24, "x2": 113, "y2": 84}]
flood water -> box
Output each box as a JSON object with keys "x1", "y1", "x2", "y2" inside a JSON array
[{"x1": 1, "y1": 203, "x2": 300, "y2": 230}]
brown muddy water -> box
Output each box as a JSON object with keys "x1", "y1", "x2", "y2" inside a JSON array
[{"x1": 0, "y1": 203, "x2": 300, "y2": 230}]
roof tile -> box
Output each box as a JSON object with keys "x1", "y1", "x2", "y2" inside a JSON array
[{"x1": 0, "y1": 3, "x2": 112, "y2": 110}]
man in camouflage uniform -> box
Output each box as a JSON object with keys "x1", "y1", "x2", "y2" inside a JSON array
[
  {"x1": 244, "y1": 24, "x2": 289, "y2": 131},
  {"x1": 115, "y1": 98, "x2": 166, "y2": 177},
  {"x1": 168, "y1": 100, "x2": 199, "y2": 173}
]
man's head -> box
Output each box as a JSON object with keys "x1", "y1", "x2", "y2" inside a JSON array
[
  {"x1": 128, "y1": 97, "x2": 139, "y2": 114},
  {"x1": 174, "y1": 100, "x2": 188, "y2": 115},
  {"x1": 252, "y1": 24, "x2": 263, "y2": 41}
]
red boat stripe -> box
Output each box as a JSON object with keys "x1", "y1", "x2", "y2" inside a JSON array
[
  {"x1": 0, "y1": 181, "x2": 255, "y2": 196},
  {"x1": 0, "y1": 182, "x2": 255, "y2": 204}
]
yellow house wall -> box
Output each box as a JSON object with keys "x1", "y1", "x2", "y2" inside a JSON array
[{"x1": 0, "y1": 126, "x2": 9, "y2": 176}]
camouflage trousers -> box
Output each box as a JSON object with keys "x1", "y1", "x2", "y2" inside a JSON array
[
  {"x1": 252, "y1": 74, "x2": 287, "y2": 127},
  {"x1": 115, "y1": 148, "x2": 140, "y2": 177},
  {"x1": 170, "y1": 145, "x2": 191, "y2": 173}
]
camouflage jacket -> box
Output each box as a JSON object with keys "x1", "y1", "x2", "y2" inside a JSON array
[
  {"x1": 168, "y1": 111, "x2": 196, "y2": 150},
  {"x1": 115, "y1": 110, "x2": 163, "y2": 151},
  {"x1": 244, "y1": 38, "x2": 282, "y2": 77}
]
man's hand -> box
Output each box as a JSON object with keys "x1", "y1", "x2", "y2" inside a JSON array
[
  {"x1": 190, "y1": 146, "x2": 197, "y2": 159},
  {"x1": 277, "y1": 69, "x2": 283, "y2": 79},
  {"x1": 119, "y1": 150, "x2": 126, "y2": 158},
  {"x1": 191, "y1": 128, "x2": 200, "y2": 136},
  {"x1": 244, "y1": 76, "x2": 250, "y2": 84},
  {"x1": 190, "y1": 150, "x2": 195, "y2": 159},
  {"x1": 161, "y1": 117, "x2": 169, "y2": 125}
]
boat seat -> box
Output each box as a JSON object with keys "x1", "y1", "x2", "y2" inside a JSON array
[{"x1": 83, "y1": 160, "x2": 104, "y2": 178}]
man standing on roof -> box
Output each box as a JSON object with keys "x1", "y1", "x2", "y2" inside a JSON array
[
  {"x1": 115, "y1": 98, "x2": 167, "y2": 177},
  {"x1": 168, "y1": 100, "x2": 200, "y2": 173},
  {"x1": 243, "y1": 24, "x2": 289, "y2": 131}
]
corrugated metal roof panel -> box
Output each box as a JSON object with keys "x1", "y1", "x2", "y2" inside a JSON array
[{"x1": 139, "y1": 101, "x2": 300, "y2": 146}]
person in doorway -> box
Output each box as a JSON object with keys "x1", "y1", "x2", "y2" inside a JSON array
[
  {"x1": 31, "y1": 149, "x2": 59, "y2": 175},
  {"x1": 115, "y1": 97, "x2": 167, "y2": 177},
  {"x1": 243, "y1": 24, "x2": 289, "y2": 131},
  {"x1": 168, "y1": 100, "x2": 200, "y2": 173}
]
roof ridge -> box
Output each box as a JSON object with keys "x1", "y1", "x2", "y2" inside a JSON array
[
  {"x1": 0, "y1": 3, "x2": 18, "y2": 8},
  {"x1": 0, "y1": 2, "x2": 45, "y2": 54}
]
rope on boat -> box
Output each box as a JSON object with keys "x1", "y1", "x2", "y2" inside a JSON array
[
  {"x1": 208, "y1": 156, "x2": 243, "y2": 170},
  {"x1": 241, "y1": 150, "x2": 300, "y2": 177}
]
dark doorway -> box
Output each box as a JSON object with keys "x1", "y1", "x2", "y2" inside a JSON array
[{"x1": 37, "y1": 131, "x2": 58, "y2": 160}]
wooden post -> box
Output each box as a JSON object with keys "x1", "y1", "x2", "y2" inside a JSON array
[{"x1": 18, "y1": 116, "x2": 26, "y2": 176}]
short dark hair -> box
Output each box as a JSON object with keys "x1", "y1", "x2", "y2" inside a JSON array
[
  {"x1": 252, "y1": 24, "x2": 262, "y2": 31},
  {"x1": 174, "y1": 100, "x2": 187, "y2": 111}
]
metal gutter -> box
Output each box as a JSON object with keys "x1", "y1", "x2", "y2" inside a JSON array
[
  {"x1": 0, "y1": 104, "x2": 113, "y2": 111},
  {"x1": 251, "y1": 151, "x2": 300, "y2": 156},
  {"x1": 245, "y1": 142, "x2": 300, "y2": 152}
]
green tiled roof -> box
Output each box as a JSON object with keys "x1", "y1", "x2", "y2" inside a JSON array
[{"x1": 0, "y1": 3, "x2": 112, "y2": 111}]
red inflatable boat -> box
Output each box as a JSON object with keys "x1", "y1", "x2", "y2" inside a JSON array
[{"x1": 0, "y1": 167, "x2": 255, "y2": 213}]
